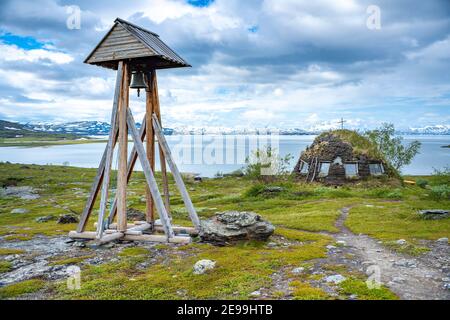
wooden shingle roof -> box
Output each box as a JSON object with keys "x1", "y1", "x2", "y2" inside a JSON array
[{"x1": 84, "y1": 18, "x2": 190, "y2": 70}]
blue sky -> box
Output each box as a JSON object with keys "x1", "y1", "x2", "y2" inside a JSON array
[{"x1": 0, "y1": 0, "x2": 449, "y2": 131}]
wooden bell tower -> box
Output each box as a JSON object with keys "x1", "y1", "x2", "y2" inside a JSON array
[{"x1": 69, "y1": 18, "x2": 200, "y2": 244}]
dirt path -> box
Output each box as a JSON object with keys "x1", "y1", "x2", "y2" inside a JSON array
[{"x1": 334, "y1": 207, "x2": 450, "y2": 300}]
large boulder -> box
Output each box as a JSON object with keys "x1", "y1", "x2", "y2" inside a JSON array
[{"x1": 199, "y1": 211, "x2": 275, "y2": 245}]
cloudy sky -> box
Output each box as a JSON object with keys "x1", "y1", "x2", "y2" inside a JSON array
[{"x1": 0, "y1": 0, "x2": 449, "y2": 130}]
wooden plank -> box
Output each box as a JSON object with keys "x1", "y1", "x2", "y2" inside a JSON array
[
  {"x1": 123, "y1": 234, "x2": 191, "y2": 244},
  {"x1": 69, "y1": 231, "x2": 190, "y2": 243},
  {"x1": 154, "y1": 225, "x2": 198, "y2": 236},
  {"x1": 69, "y1": 231, "x2": 97, "y2": 239},
  {"x1": 98, "y1": 232, "x2": 124, "y2": 244},
  {"x1": 145, "y1": 72, "x2": 155, "y2": 223},
  {"x1": 95, "y1": 61, "x2": 124, "y2": 238},
  {"x1": 106, "y1": 116, "x2": 147, "y2": 226},
  {"x1": 127, "y1": 223, "x2": 152, "y2": 232},
  {"x1": 103, "y1": 222, "x2": 196, "y2": 235},
  {"x1": 117, "y1": 63, "x2": 129, "y2": 233},
  {"x1": 152, "y1": 114, "x2": 201, "y2": 230},
  {"x1": 152, "y1": 71, "x2": 171, "y2": 217},
  {"x1": 127, "y1": 108, "x2": 174, "y2": 238}
]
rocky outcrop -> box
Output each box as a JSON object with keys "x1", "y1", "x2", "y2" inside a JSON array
[
  {"x1": 0, "y1": 186, "x2": 40, "y2": 200},
  {"x1": 199, "y1": 211, "x2": 275, "y2": 245},
  {"x1": 57, "y1": 214, "x2": 79, "y2": 224},
  {"x1": 418, "y1": 210, "x2": 449, "y2": 220}
]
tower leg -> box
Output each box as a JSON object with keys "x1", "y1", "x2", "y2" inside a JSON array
[
  {"x1": 117, "y1": 63, "x2": 129, "y2": 232},
  {"x1": 145, "y1": 73, "x2": 155, "y2": 224}
]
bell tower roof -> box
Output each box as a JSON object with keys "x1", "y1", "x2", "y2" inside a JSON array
[{"x1": 84, "y1": 18, "x2": 190, "y2": 71}]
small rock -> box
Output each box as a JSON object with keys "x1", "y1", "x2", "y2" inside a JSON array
[
  {"x1": 444, "y1": 283, "x2": 450, "y2": 290},
  {"x1": 326, "y1": 245, "x2": 337, "y2": 250},
  {"x1": 396, "y1": 239, "x2": 407, "y2": 245},
  {"x1": 336, "y1": 240, "x2": 346, "y2": 246},
  {"x1": 325, "y1": 274, "x2": 346, "y2": 284},
  {"x1": 418, "y1": 210, "x2": 449, "y2": 220},
  {"x1": 35, "y1": 215, "x2": 56, "y2": 223},
  {"x1": 292, "y1": 267, "x2": 305, "y2": 274},
  {"x1": 193, "y1": 259, "x2": 216, "y2": 275},
  {"x1": 263, "y1": 186, "x2": 284, "y2": 193},
  {"x1": 393, "y1": 259, "x2": 416, "y2": 268},
  {"x1": 57, "y1": 214, "x2": 79, "y2": 224},
  {"x1": 436, "y1": 237, "x2": 448, "y2": 244},
  {"x1": 73, "y1": 241, "x2": 86, "y2": 248},
  {"x1": 392, "y1": 276, "x2": 405, "y2": 283},
  {"x1": 349, "y1": 294, "x2": 358, "y2": 300},
  {"x1": 267, "y1": 242, "x2": 277, "y2": 248},
  {"x1": 442, "y1": 277, "x2": 450, "y2": 282},
  {"x1": 250, "y1": 290, "x2": 261, "y2": 297},
  {"x1": 11, "y1": 208, "x2": 29, "y2": 214}
]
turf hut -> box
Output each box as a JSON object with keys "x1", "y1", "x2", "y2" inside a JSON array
[{"x1": 293, "y1": 130, "x2": 391, "y2": 185}]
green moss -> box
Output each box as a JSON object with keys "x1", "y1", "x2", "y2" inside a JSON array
[
  {"x1": 3, "y1": 234, "x2": 33, "y2": 241},
  {"x1": 119, "y1": 247, "x2": 150, "y2": 257},
  {"x1": 383, "y1": 241, "x2": 429, "y2": 256},
  {"x1": 0, "y1": 248, "x2": 25, "y2": 255},
  {"x1": 57, "y1": 237, "x2": 330, "y2": 300},
  {"x1": 0, "y1": 279, "x2": 46, "y2": 299},
  {"x1": 316, "y1": 130, "x2": 384, "y2": 160},
  {"x1": 0, "y1": 261, "x2": 12, "y2": 273},
  {"x1": 290, "y1": 280, "x2": 329, "y2": 300},
  {"x1": 339, "y1": 278, "x2": 398, "y2": 300}
]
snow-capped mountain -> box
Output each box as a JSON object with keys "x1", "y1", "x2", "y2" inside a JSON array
[
  {"x1": 406, "y1": 125, "x2": 450, "y2": 135},
  {"x1": 23, "y1": 121, "x2": 174, "y2": 136},
  {"x1": 25, "y1": 121, "x2": 112, "y2": 136}
]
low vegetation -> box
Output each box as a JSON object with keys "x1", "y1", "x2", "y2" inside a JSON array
[
  {"x1": 0, "y1": 279, "x2": 46, "y2": 299},
  {"x1": 0, "y1": 162, "x2": 448, "y2": 300}
]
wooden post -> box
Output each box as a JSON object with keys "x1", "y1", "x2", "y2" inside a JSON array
[
  {"x1": 145, "y1": 73, "x2": 155, "y2": 223},
  {"x1": 117, "y1": 63, "x2": 129, "y2": 233},
  {"x1": 107, "y1": 116, "x2": 146, "y2": 226},
  {"x1": 152, "y1": 71, "x2": 171, "y2": 217},
  {"x1": 126, "y1": 108, "x2": 174, "y2": 238},
  {"x1": 152, "y1": 114, "x2": 201, "y2": 230},
  {"x1": 94, "y1": 61, "x2": 124, "y2": 237}
]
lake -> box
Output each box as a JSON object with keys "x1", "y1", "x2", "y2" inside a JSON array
[{"x1": 0, "y1": 135, "x2": 448, "y2": 177}]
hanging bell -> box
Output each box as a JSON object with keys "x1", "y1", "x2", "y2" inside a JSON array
[{"x1": 129, "y1": 71, "x2": 147, "y2": 97}]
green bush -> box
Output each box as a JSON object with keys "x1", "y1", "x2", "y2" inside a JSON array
[
  {"x1": 243, "y1": 146, "x2": 293, "y2": 182},
  {"x1": 386, "y1": 189, "x2": 403, "y2": 199},
  {"x1": 243, "y1": 183, "x2": 292, "y2": 199},
  {"x1": 415, "y1": 179, "x2": 429, "y2": 189},
  {"x1": 429, "y1": 185, "x2": 450, "y2": 201}
]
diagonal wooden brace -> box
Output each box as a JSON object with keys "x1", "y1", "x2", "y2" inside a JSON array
[
  {"x1": 127, "y1": 108, "x2": 174, "y2": 238},
  {"x1": 152, "y1": 113, "x2": 201, "y2": 230}
]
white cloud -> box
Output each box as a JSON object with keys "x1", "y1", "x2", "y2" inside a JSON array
[{"x1": 0, "y1": 43, "x2": 73, "y2": 64}]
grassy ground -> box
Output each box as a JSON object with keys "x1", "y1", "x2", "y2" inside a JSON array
[{"x1": 0, "y1": 163, "x2": 448, "y2": 299}]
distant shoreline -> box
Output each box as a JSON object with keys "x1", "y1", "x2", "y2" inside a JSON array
[{"x1": 1, "y1": 133, "x2": 450, "y2": 148}]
